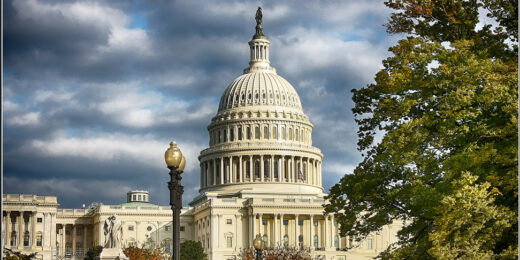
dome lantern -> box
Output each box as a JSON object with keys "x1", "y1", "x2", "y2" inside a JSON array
[{"x1": 244, "y1": 7, "x2": 276, "y2": 74}]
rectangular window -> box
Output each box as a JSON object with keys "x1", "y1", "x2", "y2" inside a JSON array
[
  {"x1": 367, "y1": 238, "x2": 373, "y2": 249},
  {"x1": 224, "y1": 129, "x2": 227, "y2": 142},
  {"x1": 238, "y1": 127, "x2": 243, "y2": 140},
  {"x1": 334, "y1": 221, "x2": 338, "y2": 227},
  {"x1": 272, "y1": 126, "x2": 277, "y2": 139},
  {"x1": 36, "y1": 235, "x2": 42, "y2": 246},
  {"x1": 37, "y1": 218, "x2": 43, "y2": 223},
  {"x1": 128, "y1": 226, "x2": 134, "y2": 231},
  {"x1": 283, "y1": 220, "x2": 288, "y2": 226},
  {"x1": 262, "y1": 220, "x2": 267, "y2": 225},
  {"x1": 230, "y1": 128, "x2": 234, "y2": 141},
  {"x1": 246, "y1": 127, "x2": 251, "y2": 139},
  {"x1": 226, "y1": 236, "x2": 232, "y2": 248},
  {"x1": 298, "y1": 220, "x2": 303, "y2": 226},
  {"x1": 263, "y1": 126, "x2": 269, "y2": 139},
  {"x1": 226, "y1": 219, "x2": 232, "y2": 225},
  {"x1": 313, "y1": 220, "x2": 318, "y2": 226},
  {"x1": 255, "y1": 126, "x2": 260, "y2": 139},
  {"x1": 165, "y1": 226, "x2": 170, "y2": 231},
  {"x1": 76, "y1": 229, "x2": 82, "y2": 236},
  {"x1": 180, "y1": 226, "x2": 185, "y2": 232}
]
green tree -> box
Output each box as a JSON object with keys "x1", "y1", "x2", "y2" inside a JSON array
[
  {"x1": 324, "y1": 0, "x2": 517, "y2": 258},
  {"x1": 84, "y1": 245, "x2": 103, "y2": 260},
  {"x1": 3, "y1": 248, "x2": 38, "y2": 260},
  {"x1": 180, "y1": 240, "x2": 206, "y2": 260}
]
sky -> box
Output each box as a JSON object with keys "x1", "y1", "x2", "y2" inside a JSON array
[{"x1": 3, "y1": 0, "x2": 403, "y2": 208}]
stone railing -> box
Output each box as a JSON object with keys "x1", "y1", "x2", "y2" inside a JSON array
[{"x1": 3, "y1": 194, "x2": 58, "y2": 204}]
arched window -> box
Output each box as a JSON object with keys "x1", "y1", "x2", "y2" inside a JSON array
[
  {"x1": 264, "y1": 126, "x2": 269, "y2": 139},
  {"x1": 313, "y1": 235, "x2": 318, "y2": 249},
  {"x1": 264, "y1": 160, "x2": 269, "y2": 178},
  {"x1": 283, "y1": 235, "x2": 289, "y2": 247},
  {"x1": 254, "y1": 160, "x2": 260, "y2": 178},
  {"x1": 334, "y1": 236, "x2": 339, "y2": 248},
  {"x1": 272, "y1": 126, "x2": 277, "y2": 139},
  {"x1": 36, "y1": 232, "x2": 42, "y2": 247}
]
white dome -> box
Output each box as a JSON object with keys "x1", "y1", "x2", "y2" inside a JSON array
[{"x1": 218, "y1": 72, "x2": 302, "y2": 113}]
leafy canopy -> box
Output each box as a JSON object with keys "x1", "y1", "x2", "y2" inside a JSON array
[
  {"x1": 180, "y1": 240, "x2": 207, "y2": 260},
  {"x1": 324, "y1": 0, "x2": 517, "y2": 258}
]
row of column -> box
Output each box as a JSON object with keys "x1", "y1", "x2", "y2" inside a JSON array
[
  {"x1": 251, "y1": 41, "x2": 269, "y2": 62},
  {"x1": 210, "y1": 123, "x2": 312, "y2": 146},
  {"x1": 3, "y1": 211, "x2": 38, "y2": 249},
  {"x1": 200, "y1": 155, "x2": 322, "y2": 188},
  {"x1": 249, "y1": 213, "x2": 342, "y2": 250},
  {"x1": 56, "y1": 224, "x2": 90, "y2": 258}
]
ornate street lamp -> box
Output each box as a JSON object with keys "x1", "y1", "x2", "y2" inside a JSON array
[
  {"x1": 164, "y1": 141, "x2": 186, "y2": 260},
  {"x1": 253, "y1": 234, "x2": 265, "y2": 260}
]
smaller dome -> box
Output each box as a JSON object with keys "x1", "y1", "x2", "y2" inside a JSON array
[{"x1": 218, "y1": 72, "x2": 302, "y2": 112}]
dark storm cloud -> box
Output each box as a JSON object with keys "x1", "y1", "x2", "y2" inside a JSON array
[{"x1": 3, "y1": 0, "x2": 400, "y2": 207}]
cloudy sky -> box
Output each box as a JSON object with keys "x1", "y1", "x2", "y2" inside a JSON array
[{"x1": 3, "y1": 0, "x2": 403, "y2": 208}]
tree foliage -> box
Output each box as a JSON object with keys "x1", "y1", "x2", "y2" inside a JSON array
[
  {"x1": 324, "y1": 0, "x2": 517, "y2": 258},
  {"x1": 180, "y1": 240, "x2": 207, "y2": 260},
  {"x1": 84, "y1": 245, "x2": 103, "y2": 260},
  {"x1": 123, "y1": 246, "x2": 167, "y2": 260},
  {"x1": 3, "y1": 248, "x2": 38, "y2": 260}
]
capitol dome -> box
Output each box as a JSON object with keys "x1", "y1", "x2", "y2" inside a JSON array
[{"x1": 196, "y1": 16, "x2": 324, "y2": 197}]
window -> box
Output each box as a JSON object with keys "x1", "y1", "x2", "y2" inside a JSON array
[
  {"x1": 230, "y1": 128, "x2": 234, "y2": 141},
  {"x1": 255, "y1": 126, "x2": 260, "y2": 139},
  {"x1": 272, "y1": 126, "x2": 277, "y2": 139},
  {"x1": 165, "y1": 226, "x2": 170, "y2": 231},
  {"x1": 128, "y1": 226, "x2": 134, "y2": 231},
  {"x1": 180, "y1": 226, "x2": 185, "y2": 232},
  {"x1": 246, "y1": 162, "x2": 251, "y2": 179},
  {"x1": 334, "y1": 221, "x2": 338, "y2": 227},
  {"x1": 334, "y1": 236, "x2": 339, "y2": 248},
  {"x1": 264, "y1": 160, "x2": 269, "y2": 178},
  {"x1": 298, "y1": 220, "x2": 303, "y2": 226},
  {"x1": 367, "y1": 238, "x2": 373, "y2": 249},
  {"x1": 224, "y1": 129, "x2": 227, "y2": 142},
  {"x1": 11, "y1": 232, "x2": 16, "y2": 246},
  {"x1": 298, "y1": 235, "x2": 303, "y2": 243},
  {"x1": 282, "y1": 127, "x2": 286, "y2": 139},
  {"x1": 164, "y1": 240, "x2": 171, "y2": 253},
  {"x1": 283, "y1": 220, "x2": 288, "y2": 225},
  {"x1": 24, "y1": 232, "x2": 30, "y2": 246},
  {"x1": 76, "y1": 229, "x2": 82, "y2": 236},
  {"x1": 246, "y1": 126, "x2": 251, "y2": 139},
  {"x1": 36, "y1": 232, "x2": 42, "y2": 247},
  {"x1": 226, "y1": 236, "x2": 233, "y2": 248},
  {"x1": 262, "y1": 235, "x2": 268, "y2": 245},
  {"x1": 226, "y1": 219, "x2": 232, "y2": 224},
  {"x1": 262, "y1": 220, "x2": 267, "y2": 225},
  {"x1": 263, "y1": 126, "x2": 269, "y2": 139},
  {"x1": 147, "y1": 226, "x2": 152, "y2": 231},
  {"x1": 133, "y1": 195, "x2": 136, "y2": 201},
  {"x1": 37, "y1": 218, "x2": 43, "y2": 223},
  {"x1": 283, "y1": 235, "x2": 289, "y2": 247},
  {"x1": 274, "y1": 161, "x2": 278, "y2": 178},
  {"x1": 289, "y1": 128, "x2": 292, "y2": 140},
  {"x1": 313, "y1": 220, "x2": 318, "y2": 226},
  {"x1": 254, "y1": 161, "x2": 260, "y2": 178},
  {"x1": 313, "y1": 235, "x2": 318, "y2": 248},
  {"x1": 138, "y1": 195, "x2": 142, "y2": 201},
  {"x1": 295, "y1": 129, "x2": 299, "y2": 141},
  {"x1": 238, "y1": 127, "x2": 243, "y2": 140}
]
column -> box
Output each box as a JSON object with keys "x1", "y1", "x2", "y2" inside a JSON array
[
  {"x1": 31, "y1": 212, "x2": 36, "y2": 249},
  {"x1": 18, "y1": 212, "x2": 24, "y2": 249},
  {"x1": 270, "y1": 155, "x2": 274, "y2": 182},
  {"x1": 61, "y1": 225, "x2": 65, "y2": 255},
  {"x1": 323, "y1": 216, "x2": 328, "y2": 248},
  {"x1": 213, "y1": 159, "x2": 217, "y2": 185},
  {"x1": 295, "y1": 214, "x2": 299, "y2": 246},
  {"x1": 307, "y1": 158, "x2": 311, "y2": 184},
  {"x1": 260, "y1": 155, "x2": 264, "y2": 182},
  {"x1": 239, "y1": 156, "x2": 243, "y2": 183},
  {"x1": 210, "y1": 214, "x2": 217, "y2": 250},
  {"x1": 249, "y1": 156, "x2": 253, "y2": 182},
  {"x1": 220, "y1": 157, "x2": 224, "y2": 184},
  {"x1": 309, "y1": 214, "x2": 314, "y2": 250},
  {"x1": 6, "y1": 211, "x2": 11, "y2": 247},
  {"x1": 250, "y1": 213, "x2": 256, "y2": 242},
  {"x1": 98, "y1": 221, "x2": 102, "y2": 246},
  {"x1": 288, "y1": 157, "x2": 292, "y2": 182},
  {"x1": 258, "y1": 214, "x2": 263, "y2": 236},
  {"x1": 273, "y1": 214, "x2": 278, "y2": 246},
  {"x1": 280, "y1": 214, "x2": 284, "y2": 246},
  {"x1": 200, "y1": 164, "x2": 204, "y2": 188},
  {"x1": 135, "y1": 221, "x2": 139, "y2": 245},
  {"x1": 300, "y1": 157, "x2": 303, "y2": 182},
  {"x1": 330, "y1": 215, "x2": 335, "y2": 248},
  {"x1": 72, "y1": 225, "x2": 77, "y2": 256},
  {"x1": 278, "y1": 157, "x2": 282, "y2": 182},
  {"x1": 50, "y1": 213, "x2": 56, "y2": 253},
  {"x1": 229, "y1": 156, "x2": 233, "y2": 183},
  {"x1": 83, "y1": 225, "x2": 87, "y2": 254},
  {"x1": 217, "y1": 215, "x2": 221, "y2": 248}
]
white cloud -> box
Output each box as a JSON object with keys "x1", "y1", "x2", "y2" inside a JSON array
[
  {"x1": 7, "y1": 112, "x2": 41, "y2": 126},
  {"x1": 323, "y1": 162, "x2": 357, "y2": 177},
  {"x1": 29, "y1": 133, "x2": 204, "y2": 173}
]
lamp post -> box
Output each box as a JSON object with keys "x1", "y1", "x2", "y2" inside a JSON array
[
  {"x1": 164, "y1": 141, "x2": 186, "y2": 260},
  {"x1": 253, "y1": 234, "x2": 265, "y2": 260}
]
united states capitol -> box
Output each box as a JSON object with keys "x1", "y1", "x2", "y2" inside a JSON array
[{"x1": 3, "y1": 12, "x2": 401, "y2": 260}]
